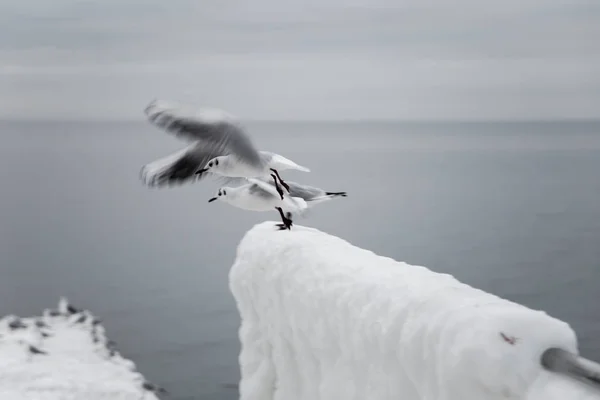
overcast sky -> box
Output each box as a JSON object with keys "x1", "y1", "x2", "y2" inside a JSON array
[{"x1": 1, "y1": 0, "x2": 599, "y2": 121}]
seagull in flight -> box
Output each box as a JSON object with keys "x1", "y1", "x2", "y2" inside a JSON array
[{"x1": 139, "y1": 99, "x2": 310, "y2": 199}]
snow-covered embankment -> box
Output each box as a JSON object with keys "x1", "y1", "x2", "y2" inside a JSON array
[
  {"x1": 0, "y1": 298, "x2": 165, "y2": 400},
  {"x1": 229, "y1": 222, "x2": 600, "y2": 400}
]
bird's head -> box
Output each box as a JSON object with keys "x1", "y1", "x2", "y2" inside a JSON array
[
  {"x1": 196, "y1": 156, "x2": 225, "y2": 175},
  {"x1": 208, "y1": 187, "x2": 231, "y2": 203}
]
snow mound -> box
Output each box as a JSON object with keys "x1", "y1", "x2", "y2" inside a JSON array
[
  {"x1": 229, "y1": 222, "x2": 600, "y2": 400},
  {"x1": 0, "y1": 298, "x2": 165, "y2": 400}
]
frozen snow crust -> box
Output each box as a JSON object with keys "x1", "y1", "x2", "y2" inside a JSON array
[
  {"x1": 0, "y1": 298, "x2": 164, "y2": 400},
  {"x1": 229, "y1": 222, "x2": 600, "y2": 400}
]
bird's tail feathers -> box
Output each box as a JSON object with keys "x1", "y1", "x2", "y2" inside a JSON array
[
  {"x1": 269, "y1": 153, "x2": 311, "y2": 172},
  {"x1": 325, "y1": 191, "x2": 347, "y2": 197},
  {"x1": 305, "y1": 191, "x2": 347, "y2": 205},
  {"x1": 293, "y1": 164, "x2": 310, "y2": 172}
]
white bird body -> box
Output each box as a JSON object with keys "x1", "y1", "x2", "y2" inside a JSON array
[
  {"x1": 222, "y1": 184, "x2": 306, "y2": 213},
  {"x1": 208, "y1": 178, "x2": 308, "y2": 229},
  {"x1": 203, "y1": 151, "x2": 309, "y2": 179},
  {"x1": 210, "y1": 179, "x2": 306, "y2": 213}
]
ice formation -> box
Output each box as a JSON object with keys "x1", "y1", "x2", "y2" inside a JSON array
[
  {"x1": 229, "y1": 222, "x2": 600, "y2": 400},
  {"x1": 0, "y1": 298, "x2": 164, "y2": 400}
]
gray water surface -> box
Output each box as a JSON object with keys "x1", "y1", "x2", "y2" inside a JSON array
[{"x1": 1, "y1": 120, "x2": 599, "y2": 399}]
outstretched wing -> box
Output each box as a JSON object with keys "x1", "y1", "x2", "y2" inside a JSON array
[
  {"x1": 140, "y1": 143, "x2": 221, "y2": 187},
  {"x1": 144, "y1": 99, "x2": 263, "y2": 167}
]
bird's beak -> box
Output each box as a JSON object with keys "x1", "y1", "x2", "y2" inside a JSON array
[
  {"x1": 196, "y1": 168, "x2": 207, "y2": 175},
  {"x1": 208, "y1": 197, "x2": 217, "y2": 203}
]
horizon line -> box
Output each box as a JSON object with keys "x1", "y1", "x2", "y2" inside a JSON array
[{"x1": 1, "y1": 117, "x2": 600, "y2": 124}]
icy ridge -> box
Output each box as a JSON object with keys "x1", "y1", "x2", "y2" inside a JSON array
[
  {"x1": 229, "y1": 222, "x2": 600, "y2": 400},
  {"x1": 0, "y1": 298, "x2": 165, "y2": 400}
]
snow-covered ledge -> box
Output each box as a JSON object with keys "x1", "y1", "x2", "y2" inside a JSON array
[
  {"x1": 229, "y1": 222, "x2": 600, "y2": 400},
  {"x1": 0, "y1": 298, "x2": 165, "y2": 400}
]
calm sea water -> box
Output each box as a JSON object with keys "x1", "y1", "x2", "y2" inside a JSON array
[{"x1": 1, "y1": 120, "x2": 599, "y2": 399}]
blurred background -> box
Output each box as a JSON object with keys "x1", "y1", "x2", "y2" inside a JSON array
[{"x1": 1, "y1": 1, "x2": 599, "y2": 399}]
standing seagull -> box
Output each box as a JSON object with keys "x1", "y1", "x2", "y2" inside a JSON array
[
  {"x1": 259, "y1": 178, "x2": 347, "y2": 206},
  {"x1": 140, "y1": 100, "x2": 310, "y2": 198},
  {"x1": 207, "y1": 178, "x2": 308, "y2": 230}
]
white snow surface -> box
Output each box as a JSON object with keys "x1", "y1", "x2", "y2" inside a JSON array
[
  {"x1": 0, "y1": 298, "x2": 163, "y2": 400},
  {"x1": 229, "y1": 222, "x2": 600, "y2": 400}
]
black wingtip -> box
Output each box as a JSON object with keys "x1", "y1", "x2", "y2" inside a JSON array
[{"x1": 326, "y1": 191, "x2": 347, "y2": 197}]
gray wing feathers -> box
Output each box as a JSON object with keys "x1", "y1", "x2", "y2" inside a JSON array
[
  {"x1": 144, "y1": 100, "x2": 263, "y2": 167},
  {"x1": 248, "y1": 182, "x2": 278, "y2": 200},
  {"x1": 140, "y1": 144, "x2": 216, "y2": 187},
  {"x1": 284, "y1": 182, "x2": 325, "y2": 200},
  {"x1": 213, "y1": 176, "x2": 251, "y2": 187},
  {"x1": 258, "y1": 151, "x2": 275, "y2": 163}
]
